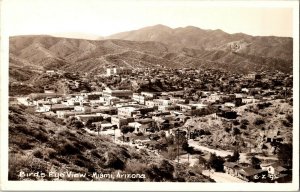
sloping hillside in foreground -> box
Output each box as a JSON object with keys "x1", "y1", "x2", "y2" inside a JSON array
[{"x1": 8, "y1": 104, "x2": 213, "y2": 182}]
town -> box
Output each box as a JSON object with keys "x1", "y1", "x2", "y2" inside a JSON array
[{"x1": 10, "y1": 66, "x2": 293, "y2": 183}]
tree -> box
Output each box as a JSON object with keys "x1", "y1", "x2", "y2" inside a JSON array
[
  {"x1": 67, "y1": 117, "x2": 84, "y2": 129},
  {"x1": 198, "y1": 156, "x2": 207, "y2": 167},
  {"x1": 182, "y1": 141, "x2": 189, "y2": 152},
  {"x1": 86, "y1": 119, "x2": 96, "y2": 129},
  {"x1": 207, "y1": 153, "x2": 224, "y2": 172},
  {"x1": 121, "y1": 126, "x2": 129, "y2": 135},
  {"x1": 228, "y1": 150, "x2": 240, "y2": 162},
  {"x1": 166, "y1": 135, "x2": 174, "y2": 145},
  {"x1": 250, "y1": 156, "x2": 261, "y2": 169},
  {"x1": 120, "y1": 126, "x2": 134, "y2": 141},
  {"x1": 277, "y1": 143, "x2": 292, "y2": 167},
  {"x1": 159, "y1": 131, "x2": 166, "y2": 138}
]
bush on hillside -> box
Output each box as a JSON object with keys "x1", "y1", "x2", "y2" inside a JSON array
[{"x1": 254, "y1": 118, "x2": 265, "y2": 126}]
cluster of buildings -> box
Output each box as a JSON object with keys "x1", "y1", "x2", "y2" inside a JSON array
[
  {"x1": 224, "y1": 162, "x2": 289, "y2": 182},
  {"x1": 10, "y1": 67, "x2": 293, "y2": 183},
  {"x1": 13, "y1": 67, "x2": 293, "y2": 136}
]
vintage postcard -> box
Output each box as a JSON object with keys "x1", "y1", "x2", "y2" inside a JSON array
[{"x1": 0, "y1": 0, "x2": 299, "y2": 191}]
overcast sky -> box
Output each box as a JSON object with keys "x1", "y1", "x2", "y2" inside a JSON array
[{"x1": 2, "y1": 0, "x2": 295, "y2": 37}]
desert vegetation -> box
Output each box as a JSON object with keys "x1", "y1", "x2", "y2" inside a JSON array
[{"x1": 8, "y1": 104, "x2": 213, "y2": 182}]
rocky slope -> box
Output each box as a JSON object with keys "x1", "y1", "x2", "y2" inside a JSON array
[
  {"x1": 108, "y1": 24, "x2": 293, "y2": 61},
  {"x1": 9, "y1": 25, "x2": 293, "y2": 82},
  {"x1": 9, "y1": 104, "x2": 213, "y2": 182},
  {"x1": 184, "y1": 99, "x2": 293, "y2": 153}
]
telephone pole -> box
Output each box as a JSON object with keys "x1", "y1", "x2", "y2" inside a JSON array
[
  {"x1": 187, "y1": 125, "x2": 192, "y2": 164},
  {"x1": 177, "y1": 129, "x2": 180, "y2": 165}
]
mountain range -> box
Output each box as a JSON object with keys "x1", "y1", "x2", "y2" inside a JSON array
[{"x1": 9, "y1": 25, "x2": 293, "y2": 82}]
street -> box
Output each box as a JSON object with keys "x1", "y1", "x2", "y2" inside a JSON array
[{"x1": 202, "y1": 170, "x2": 246, "y2": 183}]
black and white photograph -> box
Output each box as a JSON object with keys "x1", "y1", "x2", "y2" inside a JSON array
[{"x1": 0, "y1": 0, "x2": 299, "y2": 191}]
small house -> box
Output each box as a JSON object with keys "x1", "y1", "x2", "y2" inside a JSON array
[{"x1": 237, "y1": 167, "x2": 267, "y2": 182}]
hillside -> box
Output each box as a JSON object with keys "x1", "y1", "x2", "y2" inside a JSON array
[
  {"x1": 184, "y1": 99, "x2": 293, "y2": 153},
  {"x1": 108, "y1": 24, "x2": 293, "y2": 61},
  {"x1": 9, "y1": 104, "x2": 213, "y2": 182},
  {"x1": 9, "y1": 25, "x2": 293, "y2": 80}
]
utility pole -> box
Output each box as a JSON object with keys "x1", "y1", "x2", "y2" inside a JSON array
[
  {"x1": 114, "y1": 127, "x2": 116, "y2": 142},
  {"x1": 187, "y1": 125, "x2": 192, "y2": 164},
  {"x1": 177, "y1": 128, "x2": 180, "y2": 166}
]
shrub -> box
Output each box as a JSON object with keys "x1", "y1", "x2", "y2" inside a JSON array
[
  {"x1": 10, "y1": 133, "x2": 36, "y2": 149},
  {"x1": 227, "y1": 150, "x2": 240, "y2": 162},
  {"x1": 32, "y1": 130, "x2": 49, "y2": 142},
  {"x1": 91, "y1": 149, "x2": 102, "y2": 159},
  {"x1": 250, "y1": 156, "x2": 261, "y2": 169},
  {"x1": 158, "y1": 160, "x2": 174, "y2": 180},
  {"x1": 9, "y1": 105, "x2": 26, "y2": 114},
  {"x1": 232, "y1": 120, "x2": 240, "y2": 126},
  {"x1": 58, "y1": 129, "x2": 76, "y2": 137},
  {"x1": 240, "y1": 119, "x2": 249, "y2": 125},
  {"x1": 125, "y1": 160, "x2": 148, "y2": 181},
  {"x1": 199, "y1": 129, "x2": 205, "y2": 135},
  {"x1": 74, "y1": 159, "x2": 86, "y2": 167},
  {"x1": 240, "y1": 124, "x2": 247, "y2": 129},
  {"x1": 15, "y1": 124, "x2": 49, "y2": 142},
  {"x1": 198, "y1": 156, "x2": 207, "y2": 167},
  {"x1": 9, "y1": 154, "x2": 49, "y2": 180},
  {"x1": 224, "y1": 127, "x2": 231, "y2": 133},
  {"x1": 205, "y1": 130, "x2": 211, "y2": 135},
  {"x1": 232, "y1": 127, "x2": 241, "y2": 135},
  {"x1": 277, "y1": 143, "x2": 292, "y2": 167},
  {"x1": 286, "y1": 114, "x2": 293, "y2": 124},
  {"x1": 44, "y1": 115, "x2": 63, "y2": 125},
  {"x1": 67, "y1": 117, "x2": 84, "y2": 129},
  {"x1": 145, "y1": 164, "x2": 162, "y2": 181},
  {"x1": 9, "y1": 153, "x2": 27, "y2": 180},
  {"x1": 39, "y1": 126, "x2": 48, "y2": 133},
  {"x1": 163, "y1": 146, "x2": 177, "y2": 160},
  {"x1": 33, "y1": 149, "x2": 43, "y2": 158},
  {"x1": 58, "y1": 142, "x2": 80, "y2": 155},
  {"x1": 80, "y1": 140, "x2": 96, "y2": 150},
  {"x1": 9, "y1": 113, "x2": 27, "y2": 124},
  {"x1": 207, "y1": 153, "x2": 224, "y2": 172},
  {"x1": 254, "y1": 118, "x2": 265, "y2": 126},
  {"x1": 282, "y1": 120, "x2": 292, "y2": 127},
  {"x1": 15, "y1": 124, "x2": 31, "y2": 135},
  {"x1": 145, "y1": 160, "x2": 175, "y2": 182},
  {"x1": 257, "y1": 102, "x2": 272, "y2": 109},
  {"x1": 104, "y1": 152, "x2": 125, "y2": 170},
  {"x1": 56, "y1": 157, "x2": 69, "y2": 164},
  {"x1": 45, "y1": 148, "x2": 56, "y2": 159},
  {"x1": 136, "y1": 132, "x2": 143, "y2": 136}
]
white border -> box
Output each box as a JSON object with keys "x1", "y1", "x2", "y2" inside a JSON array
[{"x1": 1, "y1": 0, "x2": 299, "y2": 191}]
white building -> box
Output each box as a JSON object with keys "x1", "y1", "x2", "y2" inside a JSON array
[
  {"x1": 106, "y1": 67, "x2": 132, "y2": 76},
  {"x1": 118, "y1": 106, "x2": 140, "y2": 117},
  {"x1": 132, "y1": 93, "x2": 147, "y2": 105}
]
